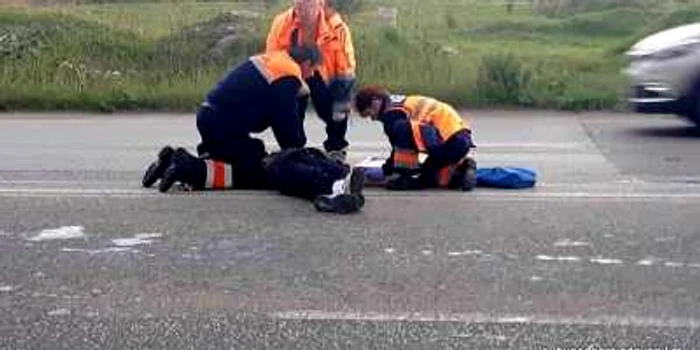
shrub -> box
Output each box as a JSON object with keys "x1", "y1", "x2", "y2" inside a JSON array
[
  {"x1": 326, "y1": 0, "x2": 362, "y2": 15},
  {"x1": 475, "y1": 53, "x2": 532, "y2": 105}
]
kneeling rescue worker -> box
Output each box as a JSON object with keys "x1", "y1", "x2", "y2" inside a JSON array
[
  {"x1": 142, "y1": 46, "x2": 318, "y2": 192},
  {"x1": 140, "y1": 47, "x2": 365, "y2": 214},
  {"x1": 353, "y1": 85, "x2": 478, "y2": 191}
]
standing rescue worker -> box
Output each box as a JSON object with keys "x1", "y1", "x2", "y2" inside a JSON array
[
  {"x1": 266, "y1": 0, "x2": 356, "y2": 162},
  {"x1": 141, "y1": 47, "x2": 320, "y2": 193},
  {"x1": 353, "y1": 85, "x2": 478, "y2": 191}
]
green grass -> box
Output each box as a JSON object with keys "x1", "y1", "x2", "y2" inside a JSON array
[{"x1": 2, "y1": 0, "x2": 700, "y2": 112}]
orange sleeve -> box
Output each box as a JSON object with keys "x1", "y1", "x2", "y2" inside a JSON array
[
  {"x1": 266, "y1": 13, "x2": 287, "y2": 53},
  {"x1": 334, "y1": 20, "x2": 356, "y2": 78}
]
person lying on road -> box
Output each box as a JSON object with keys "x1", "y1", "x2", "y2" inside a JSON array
[{"x1": 142, "y1": 146, "x2": 365, "y2": 214}]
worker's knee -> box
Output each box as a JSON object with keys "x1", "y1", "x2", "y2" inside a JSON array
[{"x1": 444, "y1": 130, "x2": 473, "y2": 157}]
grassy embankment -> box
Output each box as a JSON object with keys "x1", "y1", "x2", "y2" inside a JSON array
[{"x1": 1, "y1": 0, "x2": 700, "y2": 112}]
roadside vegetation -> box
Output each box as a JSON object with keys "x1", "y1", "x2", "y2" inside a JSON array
[{"x1": 2, "y1": 0, "x2": 700, "y2": 112}]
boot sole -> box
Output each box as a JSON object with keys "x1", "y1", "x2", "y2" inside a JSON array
[
  {"x1": 158, "y1": 164, "x2": 178, "y2": 193},
  {"x1": 142, "y1": 146, "x2": 174, "y2": 188},
  {"x1": 313, "y1": 194, "x2": 362, "y2": 214},
  {"x1": 462, "y1": 158, "x2": 478, "y2": 191}
]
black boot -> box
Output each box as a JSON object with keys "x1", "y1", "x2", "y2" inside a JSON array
[
  {"x1": 313, "y1": 167, "x2": 366, "y2": 214},
  {"x1": 158, "y1": 148, "x2": 206, "y2": 193},
  {"x1": 142, "y1": 146, "x2": 174, "y2": 188},
  {"x1": 448, "y1": 157, "x2": 477, "y2": 191}
]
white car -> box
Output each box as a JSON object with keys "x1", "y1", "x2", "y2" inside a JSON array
[{"x1": 625, "y1": 23, "x2": 700, "y2": 126}]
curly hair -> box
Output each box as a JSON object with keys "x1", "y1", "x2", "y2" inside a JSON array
[{"x1": 354, "y1": 85, "x2": 390, "y2": 113}]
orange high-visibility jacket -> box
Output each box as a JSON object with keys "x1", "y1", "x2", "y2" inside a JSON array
[
  {"x1": 388, "y1": 95, "x2": 470, "y2": 153},
  {"x1": 266, "y1": 7, "x2": 356, "y2": 87}
]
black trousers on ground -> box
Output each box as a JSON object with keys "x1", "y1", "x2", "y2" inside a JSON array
[
  {"x1": 297, "y1": 74, "x2": 349, "y2": 152},
  {"x1": 265, "y1": 148, "x2": 350, "y2": 200}
]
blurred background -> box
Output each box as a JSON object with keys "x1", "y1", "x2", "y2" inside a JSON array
[{"x1": 1, "y1": 0, "x2": 699, "y2": 113}]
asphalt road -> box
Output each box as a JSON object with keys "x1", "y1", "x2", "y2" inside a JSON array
[{"x1": 1, "y1": 111, "x2": 700, "y2": 349}]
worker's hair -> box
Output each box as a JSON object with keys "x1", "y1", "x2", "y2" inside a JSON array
[
  {"x1": 289, "y1": 44, "x2": 321, "y2": 66},
  {"x1": 354, "y1": 85, "x2": 390, "y2": 112}
]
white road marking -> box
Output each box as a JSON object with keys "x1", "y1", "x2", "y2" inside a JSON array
[
  {"x1": 664, "y1": 262, "x2": 685, "y2": 268},
  {"x1": 448, "y1": 250, "x2": 483, "y2": 256},
  {"x1": 47, "y1": 308, "x2": 71, "y2": 317},
  {"x1": 536, "y1": 255, "x2": 581, "y2": 262},
  {"x1": 27, "y1": 226, "x2": 85, "y2": 241},
  {"x1": 61, "y1": 247, "x2": 134, "y2": 255},
  {"x1": 112, "y1": 233, "x2": 162, "y2": 247},
  {"x1": 636, "y1": 259, "x2": 656, "y2": 266},
  {"x1": 590, "y1": 258, "x2": 624, "y2": 265},
  {"x1": 553, "y1": 239, "x2": 590, "y2": 248},
  {"x1": 272, "y1": 310, "x2": 700, "y2": 328},
  {"x1": 2, "y1": 187, "x2": 700, "y2": 201}
]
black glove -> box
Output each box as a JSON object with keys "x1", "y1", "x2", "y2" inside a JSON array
[{"x1": 381, "y1": 157, "x2": 394, "y2": 176}]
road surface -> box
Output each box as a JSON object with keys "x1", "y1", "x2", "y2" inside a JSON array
[{"x1": 1, "y1": 111, "x2": 700, "y2": 349}]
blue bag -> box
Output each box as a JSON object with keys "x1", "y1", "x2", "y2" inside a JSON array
[{"x1": 476, "y1": 167, "x2": 537, "y2": 189}]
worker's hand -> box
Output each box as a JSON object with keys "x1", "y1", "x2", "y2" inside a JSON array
[
  {"x1": 332, "y1": 102, "x2": 350, "y2": 122},
  {"x1": 297, "y1": 81, "x2": 310, "y2": 97}
]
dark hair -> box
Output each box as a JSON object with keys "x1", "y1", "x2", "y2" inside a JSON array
[
  {"x1": 354, "y1": 85, "x2": 390, "y2": 112},
  {"x1": 289, "y1": 45, "x2": 322, "y2": 66}
]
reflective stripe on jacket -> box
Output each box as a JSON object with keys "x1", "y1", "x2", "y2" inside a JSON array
[{"x1": 249, "y1": 51, "x2": 303, "y2": 84}]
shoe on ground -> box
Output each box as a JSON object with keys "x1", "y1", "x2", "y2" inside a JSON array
[
  {"x1": 158, "y1": 148, "x2": 203, "y2": 193},
  {"x1": 142, "y1": 146, "x2": 174, "y2": 188},
  {"x1": 313, "y1": 193, "x2": 364, "y2": 214},
  {"x1": 460, "y1": 157, "x2": 478, "y2": 191}
]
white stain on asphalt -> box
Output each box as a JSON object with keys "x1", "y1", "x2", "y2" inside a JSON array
[
  {"x1": 553, "y1": 239, "x2": 590, "y2": 247},
  {"x1": 61, "y1": 247, "x2": 134, "y2": 255},
  {"x1": 447, "y1": 250, "x2": 483, "y2": 256},
  {"x1": 536, "y1": 255, "x2": 581, "y2": 262},
  {"x1": 48, "y1": 308, "x2": 71, "y2": 317},
  {"x1": 27, "y1": 226, "x2": 85, "y2": 241},
  {"x1": 590, "y1": 258, "x2": 624, "y2": 265},
  {"x1": 112, "y1": 233, "x2": 162, "y2": 247}
]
